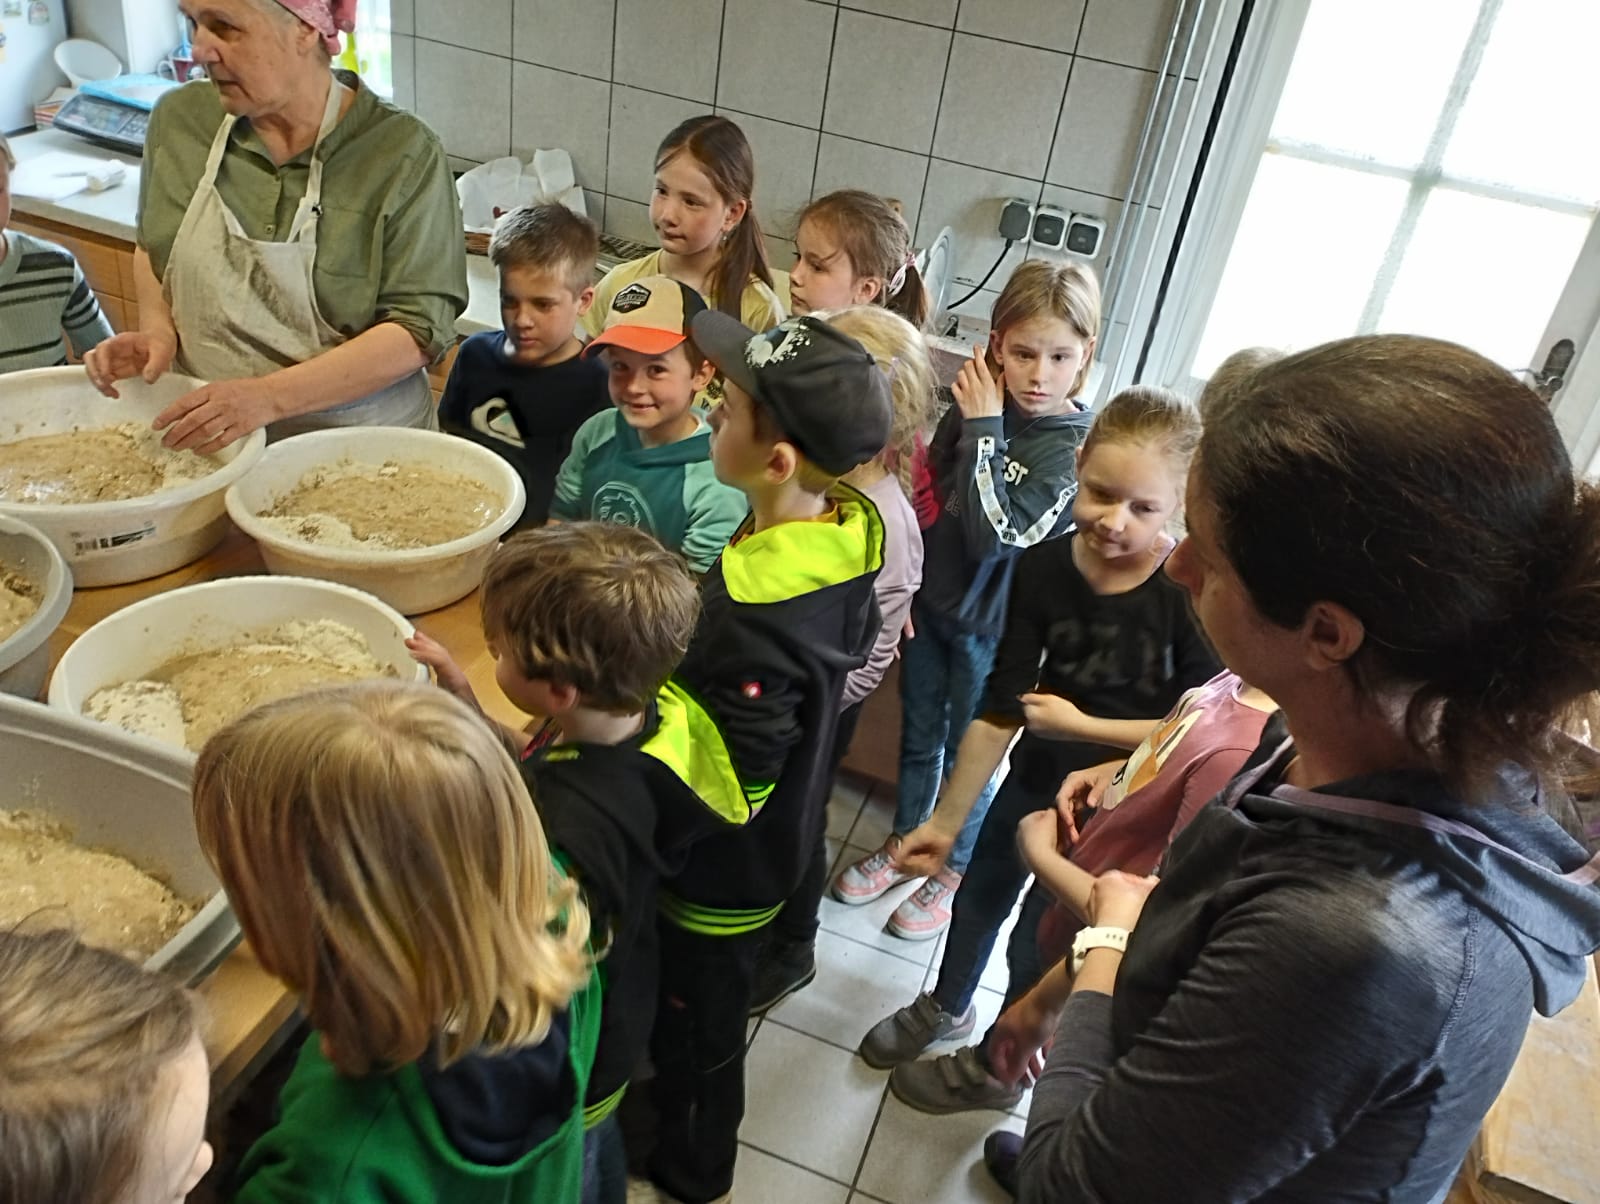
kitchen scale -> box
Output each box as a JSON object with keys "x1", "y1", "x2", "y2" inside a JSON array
[{"x1": 53, "y1": 75, "x2": 182, "y2": 155}]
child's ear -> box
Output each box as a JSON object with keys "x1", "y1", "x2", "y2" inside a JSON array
[
  {"x1": 1074, "y1": 443, "x2": 1086, "y2": 474},
  {"x1": 547, "y1": 681, "x2": 582, "y2": 714},
  {"x1": 767, "y1": 440, "x2": 800, "y2": 486},
  {"x1": 988, "y1": 329, "x2": 1005, "y2": 366},
  {"x1": 575, "y1": 285, "x2": 597, "y2": 317},
  {"x1": 690, "y1": 357, "x2": 717, "y2": 392},
  {"x1": 722, "y1": 197, "x2": 750, "y2": 234}
]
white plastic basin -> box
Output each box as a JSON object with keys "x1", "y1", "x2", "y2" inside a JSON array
[
  {"x1": 0, "y1": 367, "x2": 266, "y2": 587},
  {"x1": 0, "y1": 515, "x2": 73, "y2": 700},
  {"x1": 225, "y1": 427, "x2": 524, "y2": 615},
  {"x1": 48, "y1": 575, "x2": 428, "y2": 749},
  {"x1": 0, "y1": 691, "x2": 237, "y2": 984}
]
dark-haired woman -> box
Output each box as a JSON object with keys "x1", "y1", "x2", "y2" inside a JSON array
[{"x1": 1007, "y1": 334, "x2": 1600, "y2": 1203}]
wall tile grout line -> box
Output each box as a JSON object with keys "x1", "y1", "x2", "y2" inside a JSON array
[
  {"x1": 604, "y1": 0, "x2": 619, "y2": 201},
  {"x1": 913, "y1": 0, "x2": 963, "y2": 248},
  {"x1": 810, "y1": 2, "x2": 842, "y2": 210},
  {"x1": 1029, "y1": 0, "x2": 1096, "y2": 264}
]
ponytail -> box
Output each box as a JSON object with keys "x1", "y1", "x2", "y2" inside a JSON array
[
  {"x1": 886, "y1": 259, "x2": 930, "y2": 329},
  {"x1": 655, "y1": 116, "x2": 772, "y2": 320}
]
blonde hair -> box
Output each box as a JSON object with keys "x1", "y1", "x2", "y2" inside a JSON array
[
  {"x1": 821, "y1": 305, "x2": 937, "y2": 500},
  {"x1": 0, "y1": 132, "x2": 14, "y2": 171},
  {"x1": 1082, "y1": 384, "x2": 1200, "y2": 478},
  {"x1": 192, "y1": 682, "x2": 591, "y2": 1078},
  {"x1": 0, "y1": 929, "x2": 201, "y2": 1204},
  {"x1": 798, "y1": 191, "x2": 929, "y2": 328},
  {"x1": 480, "y1": 524, "x2": 701, "y2": 714},
  {"x1": 490, "y1": 202, "x2": 600, "y2": 296},
  {"x1": 987, "y1": 260, "x2": 1102, "y2": 398}
]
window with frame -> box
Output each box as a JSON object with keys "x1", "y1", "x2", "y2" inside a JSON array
[{"x1": 1191, "y1": 0, "x2": 1599, "y2": 378}]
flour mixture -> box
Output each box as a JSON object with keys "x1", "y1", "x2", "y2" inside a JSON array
[
  {"x1": 261, "y1": 459, "x2": 501, "y2": 549},
  {"x1": 85, "y1": 619, "x2": 395, "y2": 751},
  {"x1": 0, "y1": 566, "x2": 40, "y2": 643},
  {"x1": 0, "y1": 809, "x2": 200, "y2": 960},
  {"x1": 0, "y1": 423, "x2": 223, "y2": 504}
]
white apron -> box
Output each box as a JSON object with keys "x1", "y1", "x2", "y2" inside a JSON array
[{"x1": 164, "y1": 79, "x2": 435, "y2": 440}]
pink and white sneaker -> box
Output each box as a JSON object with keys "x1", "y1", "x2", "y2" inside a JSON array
[
  {"x1": 886, "y1": 868, "x2": 963, "y2": 941},
  {"x1": 831, "y1": 836, "x2": 912, "y2": 905}
]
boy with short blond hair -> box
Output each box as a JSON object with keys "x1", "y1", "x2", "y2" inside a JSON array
[
  {"x1": 648, "y1": 312, "x2": 893, "y2": 1203},
  {"x1": 0, "y1": 132, "x2": 115, "y2": 374},
  {"x1": 408, "y1": 523, "x2": 740, "y2": 1204},
  {"x1": 438, "y1": 202, "x2": 609, "y2": 527}
]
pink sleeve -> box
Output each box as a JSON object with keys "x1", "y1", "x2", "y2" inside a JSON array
[{"x1": 1170, "y1": 746, "x2": 1259, "y2": 840}]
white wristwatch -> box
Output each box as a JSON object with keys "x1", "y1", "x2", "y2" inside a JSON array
[{"x1": 1070, "y1": 925, "x2": 1130, "y2": 975}]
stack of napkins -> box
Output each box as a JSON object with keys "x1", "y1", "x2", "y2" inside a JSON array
[{"x1": 456, "y1": 150, "x2": 586, "y2": 234}]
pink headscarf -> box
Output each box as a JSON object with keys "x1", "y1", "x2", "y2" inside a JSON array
[{"x1": 276, "y1": 0, "x2": 358, "y2": 54}]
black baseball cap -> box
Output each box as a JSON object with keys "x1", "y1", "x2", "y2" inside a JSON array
[{"x1": 690, "y1": 312, "x2": 893, "y2": 476}]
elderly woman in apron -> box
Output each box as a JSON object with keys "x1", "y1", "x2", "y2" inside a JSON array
[{"x1": 84, "y1": 0, "x2": 467, "y2": 453}]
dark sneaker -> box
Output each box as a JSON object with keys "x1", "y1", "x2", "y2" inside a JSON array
[
  {"x1": 858, "y1": 992, "x2": 976, "y2": 1069},
  {"x1": 889, "y1": 1046, "x2": 1025, "y2": 1115},
  {"x1": 983, "y1": 1129, "x2": 1022, "y2": 1196},
  {"x1": 748, "y1": 939, "x2": 816, "y2": 1015}
]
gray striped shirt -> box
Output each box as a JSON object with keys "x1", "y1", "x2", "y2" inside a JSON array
[{"x1": 0, "y1": 230, "x2": 113, "y2": 374}]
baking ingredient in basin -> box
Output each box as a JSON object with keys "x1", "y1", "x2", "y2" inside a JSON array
[
  {"x1": 0, "y1": 564, "x2": 41, "y2": 643},
  {"x1": 0, "y1": 424, "x2": 224, "y2": 504},
  {"x1": 259, "y1": 459, "x2": 501, "y2": 549},
  {"x1": 0, "y1": 808, "x2": 200, "y2": 960},
  {"x1": 85, "y1": 619, "x2": 397, "y2": 751}
]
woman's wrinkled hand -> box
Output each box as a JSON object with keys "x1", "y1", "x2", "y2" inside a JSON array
[{"x1": 153, "y1": 378, "x2": 282, "y2": 454}]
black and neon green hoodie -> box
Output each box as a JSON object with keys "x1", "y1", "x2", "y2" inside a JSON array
[
  {"x1": 660, "y1": 484, "x2": 886, "y2": 935},
  {"x1": 524, "y1": 683, "x2": 750, "y2": 1122}
]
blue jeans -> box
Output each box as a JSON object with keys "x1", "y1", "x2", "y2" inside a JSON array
[
  {"x1": 581, "y1": 1112, "x2": 627, "y2": 1204},
  {"x1": 896, "y1": 601, "x2": 1001, "y2": 873},
  {"x1": 930, "y1": 774, "x2": 1056, "y2": 1016}
]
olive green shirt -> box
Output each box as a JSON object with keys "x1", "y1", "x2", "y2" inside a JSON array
[{"x1": 137, "y1": 73, "x2": 468, "y2": 361}]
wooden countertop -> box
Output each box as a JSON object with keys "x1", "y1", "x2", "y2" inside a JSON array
[{"x1": 46, "y1": 524, "x2": 524, "y2": 1102}]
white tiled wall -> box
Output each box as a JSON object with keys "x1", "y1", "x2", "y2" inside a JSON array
[{"x1": 398, "y1": 0, "x2": 1206, "y2": 324}]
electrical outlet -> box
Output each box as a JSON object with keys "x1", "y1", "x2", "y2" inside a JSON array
[
  {"x1": 1065, "y1": 213, "x2": 1107, "y2": 258},
  {"x1": 999, "y1": 198, "x2": 1033, "y2": 241},
  {"x1": 1031, "y1": 205, "x2": 1069, "y2": 250}
]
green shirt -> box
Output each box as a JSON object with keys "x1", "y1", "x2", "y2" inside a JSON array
[
  {"x1": 549, "y1": 409, "x2": 748, "y2": 573},
  {"x1": 137, "y1": 73, "x2": 468, "y2": 361},
  {"x1": 232, "y1": 967, "x2": 600, "y2": 1204}
]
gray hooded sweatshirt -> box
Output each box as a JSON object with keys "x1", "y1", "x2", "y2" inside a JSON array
[{"x1": 1018, "y1": 739, "x2": 1600, "y2": 1204}]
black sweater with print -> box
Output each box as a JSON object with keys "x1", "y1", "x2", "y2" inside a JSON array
[{"x1": 982, "y1": 533, "x2": 1221, "y2": 792}]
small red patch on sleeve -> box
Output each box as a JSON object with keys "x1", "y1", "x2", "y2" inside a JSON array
[{"x1": 741, "y1": 680, "x2": 763, "y2": 700}]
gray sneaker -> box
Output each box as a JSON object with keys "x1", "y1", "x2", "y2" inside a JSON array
[
  {"x1": 890, "y1": 1046, "x2": 1024, "y2": 1115},
  {"x1": 859, "y1": 992, "x2": 977, "y2": 1069}
]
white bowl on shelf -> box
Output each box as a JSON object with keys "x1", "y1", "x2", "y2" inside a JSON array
[
  {"x1": 48, "y1": 575, "x2": 428, "y2": 748},
  {"x1": 225, "y1": 427, "x2": 525, "y2": 615},
  {"x1": 0, "y1": 514, "x2": 73, "y2": 700},
  {"x1": 53, "y1": 38, "x2": 123, "y2": 88},
  {"x1": 0, "y1": 368, "x2": 266, "y2": 587}
]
